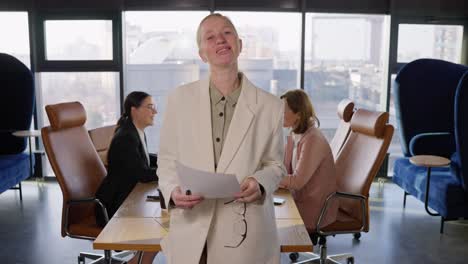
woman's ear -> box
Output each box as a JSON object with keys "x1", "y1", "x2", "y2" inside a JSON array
[{"x1": 130, "y1": 106, "x2": 137, "y2": 119}]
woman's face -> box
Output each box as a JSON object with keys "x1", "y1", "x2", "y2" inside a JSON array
[
  {"x1": 283, "y1": 100, "x2": 300, "y2": 128},
  {"x1": 198, "y1": 16, "x2": 242, "y2": 68},
  {"x1": 132, "y1": 96, "x2": 157, "y2": 129}
]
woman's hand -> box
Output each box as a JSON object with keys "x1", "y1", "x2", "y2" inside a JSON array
[
  {"x1": 170, "y1": 186, "x2": 204, "y2": 209},
  {"x1": 234, "y1": 177, "x2": 263, "y2": 203}
]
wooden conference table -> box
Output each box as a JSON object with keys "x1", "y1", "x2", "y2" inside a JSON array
[{"x1": 93, "y1": 183, "x2": 312, "y2": 254}]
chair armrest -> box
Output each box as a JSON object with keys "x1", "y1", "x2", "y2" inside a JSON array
[
  {"x1": 64, "y1": 197, "x2": 108, "y2": 239},
  {"x1": 409, "y1": 132, "x2": 455, "y2": 158},
  {"x1": 316, "y1": 191, "x2": 367, "y2": 236}
]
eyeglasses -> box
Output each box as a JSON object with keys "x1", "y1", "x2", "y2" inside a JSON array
[
  {"x1": 143, "y1": 104, "x2": 157, "y2": 112},
  {"x1": 224, "y1": 200, "x2": 247, "y2": 248}
]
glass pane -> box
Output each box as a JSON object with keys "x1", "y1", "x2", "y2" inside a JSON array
[
  {"x1": 0, "y1": 12, "x2": 30, "y2": 67},
  {"x1": 397, "y1": 24, "x2": 463, "y2": 63},
  {"x1": 124, "y1": 11, "x2": 209, "y2": 152},
  {"x1": 45, "y1": 20, "x2": 113, "y2": 60},
  {"x1": 38, "y1": 72, "x2": 120, "y2": 129},
  {"x1": 304, "y1": 13, "x2": 390, "y2": 140},
  {"x1": 220, "y1": 11, "x2": 302, "y2": 95}
]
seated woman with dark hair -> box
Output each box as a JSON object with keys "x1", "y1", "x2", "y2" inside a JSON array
[
  {"x1": 279, "y1": 89, "x2": 338, "y2": 237},
  {"x1": 95, "y1": 91, "x2": 158, "y2": 264}
]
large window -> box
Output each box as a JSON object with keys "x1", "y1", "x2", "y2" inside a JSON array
[
  {"x1": 219, "y1": 11, "x2": 302, "y2": 96},
  {"x1": 304, "y1": 13, "x2": 390, "y2": 140},
  {"x1": 0, "y1": 12, "x2": 30, "y2": 67},
  {"x1": 124, "y1": 11, "x2": 300, "y2": 152},
  {"x1": 124, "y1": 11, "x2": 209, "y2": 152},
  {"x1": 38, "y1": 17, "x2": 120, "y2": 128},
  {"x1": 36, "y1": 14, "x2": 121, "y2": 176}
]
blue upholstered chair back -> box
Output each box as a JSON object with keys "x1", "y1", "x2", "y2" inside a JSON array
[
  {"x1": 453, "y1": 72, "x2": 468, "y2": 189},
  {"x1": 395, "y1": 59, "x2": 468, "y2": 157},
  {"x1": 0, "y1": 53, "x2": 34, "y2": 155}
]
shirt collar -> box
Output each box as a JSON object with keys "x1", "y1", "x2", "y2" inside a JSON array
[{"x1": 209, "y1": 74, "x2": 243, "y2": 106}]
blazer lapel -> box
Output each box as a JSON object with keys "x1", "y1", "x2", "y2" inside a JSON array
[
  {"x1": 126, "y1": 120, "x2": 149, "y2": 166},
  {"x1": 216, "y1": 75, "x2": 256, "y2": 173},
  {"x1": 196, "y1": 78, "x2": 216, "y2": 172}
]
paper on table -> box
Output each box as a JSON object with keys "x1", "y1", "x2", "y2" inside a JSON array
[{"x1": 175, "y1": 161, "x2": 240, "y2": 199}]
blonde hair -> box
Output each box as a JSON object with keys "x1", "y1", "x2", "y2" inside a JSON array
[
  {"x1": 196, "y1": 13, "x2": 239, "y2": 49},
  {"x1": 280, "y1": 89, "x2": 320, "y2": 134}
]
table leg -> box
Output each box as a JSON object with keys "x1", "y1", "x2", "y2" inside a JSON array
[
  {"x1": 18, "y1": 181, "x2": 23, "y2": 200},
  {"x1": 28, "y1": 136, "x2": 33, "y2": 179},
  {"x1": 424, "y1": 167, "x2": 440, "y2": 216}
]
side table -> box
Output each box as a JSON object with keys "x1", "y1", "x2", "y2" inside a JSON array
[{"x1": 409, "y1": 155, "x2": 450, "y2": 231}]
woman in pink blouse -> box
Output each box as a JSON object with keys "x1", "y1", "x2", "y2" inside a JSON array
[{"x1": 279, "y1": 89, "x2": 338, "y2": 236}]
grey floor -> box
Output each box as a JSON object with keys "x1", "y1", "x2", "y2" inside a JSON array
[{"x1": 1, "y1": 179, "x2": 468, "y2": 264}]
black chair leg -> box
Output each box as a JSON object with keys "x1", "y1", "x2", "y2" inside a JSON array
[
  {"x1": 18, "y1": 181, "x2": 23, "y2": 201},
  {"x1": 440, "y1": 217, "x2": 445, "y2": 234},
  {"x1": 403, "y1": 191, "x2": 408, "y2": 208}
]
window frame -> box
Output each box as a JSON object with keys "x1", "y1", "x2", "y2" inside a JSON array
[{"x1": 34, "y1": 10, "x2": 122, "y2": 72}]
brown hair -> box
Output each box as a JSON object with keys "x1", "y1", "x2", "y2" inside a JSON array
[
  {"x1": 117, "y1": 91, "x2": 150, "y2": 128},
  {"x1": 196, "y1": 13, "x2": 239, "y2": 49},
  {"x1": 280, "y1": 89, "x2": 320, "y2": 134}
]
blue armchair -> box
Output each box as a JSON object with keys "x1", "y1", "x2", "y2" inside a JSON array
[
  {"x1": 392, "y1": 59, "x2": 468, "y2": 233},
  {"x1": 0, "y1": 53, "x2": 35, "y2": 200}
]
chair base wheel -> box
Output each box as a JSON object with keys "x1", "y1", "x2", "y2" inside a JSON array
[
  {"x1": 78, "y1": 255, "x2": 85, "y2": 264},
  {"x1": 353, "y1": 233, "x2": 361, "y2": 240},
  {"x1": 347, "y1": 256, "x2": 355, "y2": 264},
  {"x1": 289, "y1": 252, "x2": 299, "y2": 261}
]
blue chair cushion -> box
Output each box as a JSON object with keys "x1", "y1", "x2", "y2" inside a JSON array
[
  {"x1": 0, "y1": 153, "x2": 31, "y2": 194},
  {"x1": 393, "y1": 157, "x2": 468, "y2": 218}
]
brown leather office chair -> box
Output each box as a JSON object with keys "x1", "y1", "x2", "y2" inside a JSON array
[
  {"x1": 291, "y1": 109, "x2": 394, "y2": 264},
  {"x1": 329, "y1": 99, "x2": 355, "y2": 160},
  {"x1": 88, "y1": 125, "x2": 117, "y2": 167},
  {"x1": 42, "y1": 102, "x2": 128, "y2": 264}
]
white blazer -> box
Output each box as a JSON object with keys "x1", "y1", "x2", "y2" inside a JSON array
[{"x1": 158, "y1": 74, "x2": 286, "y2": 264}]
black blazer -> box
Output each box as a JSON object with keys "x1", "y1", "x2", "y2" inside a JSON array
[{"x1": 95, "y1": 119, "x2": 157, "y2": 226}]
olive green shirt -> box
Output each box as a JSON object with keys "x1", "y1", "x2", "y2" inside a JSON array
[{"x1": 209, "y1": 82, "x2": 242, "y2": 170}]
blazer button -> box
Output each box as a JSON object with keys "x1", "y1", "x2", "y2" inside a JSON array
[
  {"x1": 221, "y1": 96, "x2": 225, "y2": 101},
  {"x1": 216, "y1": 137, "x2": 220, "y2": 142},
  {"x1": 219, "y1": 112, "x2": 224, "y2": 117}
]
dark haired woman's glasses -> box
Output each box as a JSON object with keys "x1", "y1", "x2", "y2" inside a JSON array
[
  {"x1": 143, "y1": 104, "x2": 157, "y2": 112},
  {"x1": 224, "y1": 200, "x2": 247, "y2": 248}
]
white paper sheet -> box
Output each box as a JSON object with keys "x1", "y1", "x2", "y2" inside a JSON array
[{"x1": 175, "y1": 161, "x2": 240, "y2": 199}]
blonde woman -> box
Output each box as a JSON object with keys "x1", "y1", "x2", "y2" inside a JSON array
[{"x1": 158, "y1": 13, "x2": 285, "y2": 264}]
